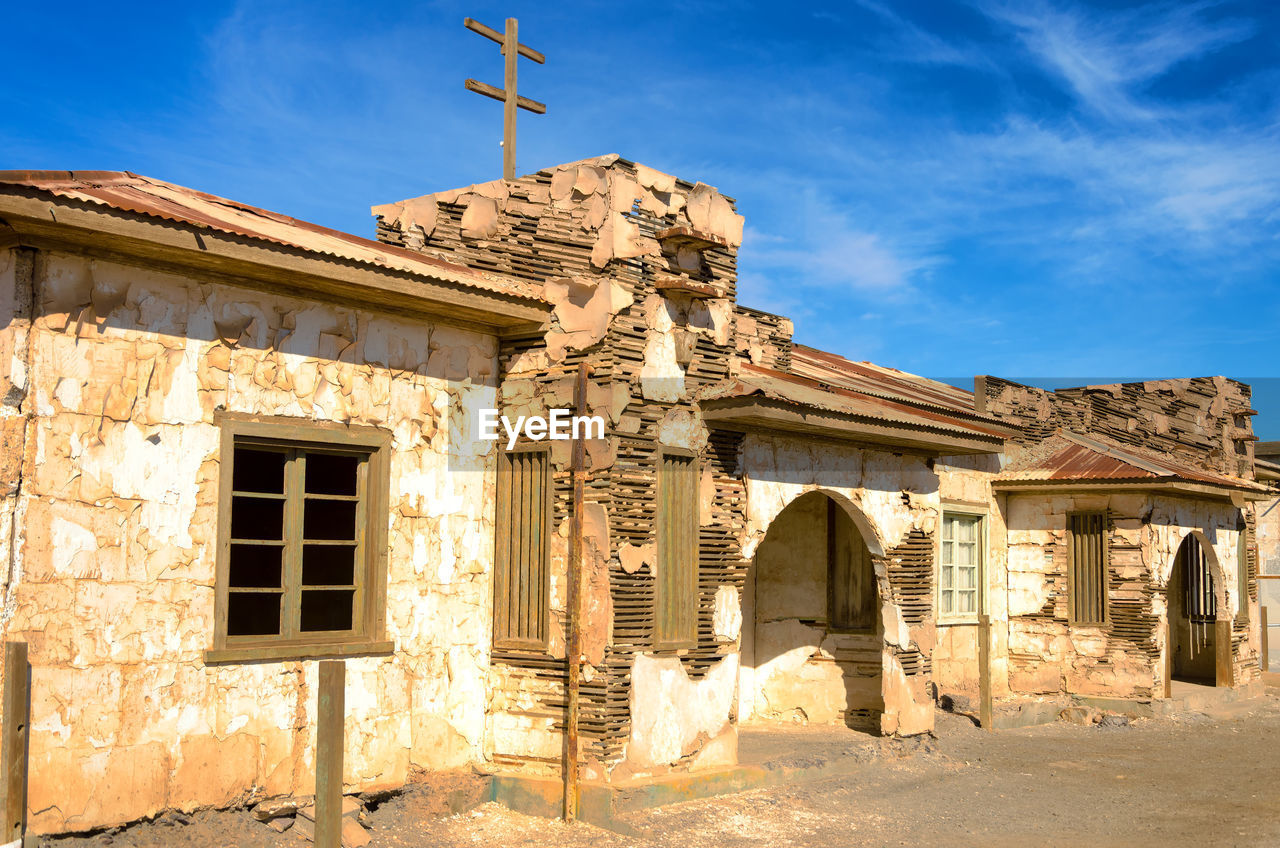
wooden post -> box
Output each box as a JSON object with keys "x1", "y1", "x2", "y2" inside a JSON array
[
  {"x1": 315, "y1": 661, "x2": 345, "y2": 848},
  {"x1": 563, "y1": 362, "x2": 588, "y2": 823},
  {"x1": 502, "y1": 18, "x2": 518, "y2": 181},
  {"x1": 1261, "y1": 606, "x2": 1269, "y2": 673},
  {"x1": 2, "y1": 642, "x2": 28, "y2": 846},
  {"x1": 1215, "y1": 618, "x2": 1234, "y2": 688},
  {"x1": 977, "y1": 614, "x2": 993, "y2": 731}
]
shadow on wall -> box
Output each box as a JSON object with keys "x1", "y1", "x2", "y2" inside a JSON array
[{"x1": 742, "y1": 491, "x2": 885, "y2": 733}]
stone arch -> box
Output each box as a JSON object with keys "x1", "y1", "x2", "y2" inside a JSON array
[
  {"x1": 742, "y1": 484, "x2": 889, "y2": 561},
  {"x1": 1166, "y1": 529, "x2": 1228, "y2": 687},
  {"x1": 737, "y1": 489, "x2": 886, "y2": 733}
]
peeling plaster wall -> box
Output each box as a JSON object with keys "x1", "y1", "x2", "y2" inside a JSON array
[
  {"x1": 4, "y1": 251, "x2": 500, "y2": 834},
  {"x1": 1259, "y1": 494, "x2": 1280, "y2": 671},
  {"x1": 738, "y1": 433, "x2": 939, "y2": 737},
  {"x1": 1003, "y1": 491, "x2": 1256, "y2": 699},
  {"x1": 380, "y1": 158, "x2": 754, "y2": 776}
]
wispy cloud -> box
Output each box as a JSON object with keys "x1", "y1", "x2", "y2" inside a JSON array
[{"x1": 977, "y1": 0, "x2": 1255, "y2": 121}]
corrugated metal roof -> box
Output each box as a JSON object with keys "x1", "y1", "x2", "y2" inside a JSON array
[
  {"x1": 698, "y1": 363, "x2": 1010, "y2": 441},
  {"x1": 996, "y1": 431, "x2": 1270, "y2": 492},
  {"x1": 790, "y1": 344, "x2": 978, "y2": 416},
  {"x1": 0, "y1": 170, "x2": 544, "y2": 303}
]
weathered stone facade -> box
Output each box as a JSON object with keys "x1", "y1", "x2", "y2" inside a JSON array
[{"x1": 0, "y1": 161, "x2": 1271, "y2": 837}]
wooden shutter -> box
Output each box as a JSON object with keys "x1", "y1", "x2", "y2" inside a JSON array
[
  {"x1": 1068, "y1": 512, "x2": 1108, "y2": 625},
  {"x1": 494, "y1": 449, "x2": 550, "y2": 648},
  {"x1": 829, "y1": 500, "x2": 876, "y2": 631},
  {"x1": 657, "y1": 453, "x2": 698, "y2": 647}
]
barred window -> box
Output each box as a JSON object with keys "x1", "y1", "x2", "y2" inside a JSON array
[
  {"x1": 656, "y1": 452, "x2": 698, "y2": 647},
  {"x1": 494, "y1": 448, "x2": 551, "y2": 649},
  {"x1": 1068, "y1": 512, "x2": 1108, "y2": 625}
]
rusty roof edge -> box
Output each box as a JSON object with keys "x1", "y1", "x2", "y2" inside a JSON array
[
  {"x1": 1057, "y1": 431, "x2": 1175, "y2": 477},
  {"x1": 788, "y1": 343, "x2": 1014, "y2": 428},
  {"x1": 698, "y1": 387, "x2": 1006, "y2": 445},
  {"x1": 728, "y1": 364, "x2": 1015, "y2": 439},
  {"x1": 0, "y1": 174, "x2": 547, "y2": 307}
]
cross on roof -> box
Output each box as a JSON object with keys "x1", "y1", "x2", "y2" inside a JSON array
[{"x1": 463, "y1": 17, "x2": 546, "y2": 181}]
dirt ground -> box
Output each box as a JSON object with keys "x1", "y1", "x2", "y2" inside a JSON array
[{"x1": 43, "y1": 684, "x2": 1280, "y2": 848}]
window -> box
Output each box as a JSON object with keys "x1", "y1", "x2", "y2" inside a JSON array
[
  {"x1": 656, "y1": 451, "x2": 698, "y2": 647},
  {"x1": 1068, "y1": 512, "x2": 1108, "y2": 625},
  {"x1": 494, "y1": 448, "x2": 551, "y2": 649},
  {"x1": 208, "y1": 415, "x2": 392, "y2": 663},
  {"x1": 1237, "y1": 525, "x2": 1250, "y2": 621},
  {"x1": 939, "y1": 511, "x2": 983, "y2": 622},
  {"x1": 829, "y1": 500, "x2": 876, "y2": 631}
]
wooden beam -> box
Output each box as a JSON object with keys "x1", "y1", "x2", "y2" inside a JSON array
[
  {"x1": 562, "y1": 362, "x2": 589, "y2": 823},
  {"x1": 503, "y1": 18, "x2": 518, "y2": 181},
  {"x1": 463, "y1": 17, "x2": 546, "y2": 63},
  {"x1": 1215, "y1": 618, "x2": 1234, "y2": 688},
  {"x1": 978, "y1": 614, "x2": 993, "y2": 731},
  {"x1": 1261, "y1": 605, "x2": 1269, "y2": 672},
  {"x1": 463, "y1": 79, "x2": 547, "y2": 114},
  {"x1": 2, "y1": 642, "x2": 29, "y2": 846},
  {"x1": 315, "y1": 661, "x2": 345, "y2": 848}
]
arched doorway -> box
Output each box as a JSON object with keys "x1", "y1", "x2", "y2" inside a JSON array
[
  {"x1": 1168, "y1": 533, "x2": 1220, "y2": 684},
  {"x1": 738, "y1": 491, "x2": 883, "y2": 732}
]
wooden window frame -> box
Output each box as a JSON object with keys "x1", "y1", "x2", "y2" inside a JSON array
[
  {"x1": 493, "y1": 444, "x2": 553, "y2": 651},
  {"x1": 205, "y1": 413, "x2": 394, "y2": 664},
  {"x1": 655, "y1": 448, "x2": 699, "y2": 650},
  {"x1": 937, "y1": 507, "x2": 986, "y2": 625},
  {"x1": 1066, "y1": 511, "x2": 1110, "y2": 627}
]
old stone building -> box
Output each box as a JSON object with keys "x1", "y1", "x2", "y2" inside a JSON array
[{"x1": 0, "y1": 159, "x2": 1269, "y2": 835}]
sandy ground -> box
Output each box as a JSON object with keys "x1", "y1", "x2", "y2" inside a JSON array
[{"x1": 43, "y1": 686, "x2": 1280, "y2": 848}]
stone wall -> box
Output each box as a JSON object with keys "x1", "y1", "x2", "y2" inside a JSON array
[
  {"x1": 1003, "y1": 490, "x2": 1257, "y2": 699},
  {"x1": 0, "y1": 248, "x2": 500, "y2": 834},
  {"x1": 979, "y1": 376, "x2": 1256, "y2": 477},
  {"x1": 1259, "y1": 494, "x2": 1280, "y2": 671}
]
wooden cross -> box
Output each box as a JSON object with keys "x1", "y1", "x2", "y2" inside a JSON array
[{"x1": 463, "y1": 17, "x2": 546, "y2": 181}]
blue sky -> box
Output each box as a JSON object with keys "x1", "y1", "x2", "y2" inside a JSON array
[{"x1": 3, "y1": 1, "x2": 1279, "y2": 435}]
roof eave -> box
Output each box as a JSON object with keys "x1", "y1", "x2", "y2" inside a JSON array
[
  {"x1": 992, "y1": 478, "x2": 1271, "y2": 503},
  {"x1": 0, "y1": 188, "x2": 550, "y2": 334},
  {"x1": 700, "y1": 396, "x2": 1005, "y2": 456}
]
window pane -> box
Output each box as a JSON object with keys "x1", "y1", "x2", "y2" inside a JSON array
[
  {"x1": 231, "y1": 496, "x2": 284, "y2": 541},
  {"x1": 961, "y1": 565, "x2": 976, "y2": 589},
  {"x1": 227, "y1": 591, "x2": 282, "y2": 636},
  {"x1": 229, "y1": 543, "x2": 283, "y2": 588},
  {"x1": 300, "y1": 589, "x2": 355, "y2": 632},
  {"x1": 941, "y1": 592, "x2": 953, "y2": 613},
  {"x1": 942, "y1": 517, "x2": 954, "y2": 542},
  {"x1": 305, "y1": 452, "x2": 360, "y2": 497},
  {"x1": 959, "y1": 517, "x2": 976, "y2": 542},
  {"x1": 303, "y1": 499, "x2": 357, "y2": 540},
  {"x1": 940, "y1": 566, "x2": 953, "y2": 589},
  {"x1": 958, "y1": 542, "x2": 974, "y2": 566},
  {"x1": 302, "y1": 544, "x2": 357, "y2": 586},
  {"x1": 942, "y1": 540, "x2": 953, "y2": 565},
  {"x1": 959, "y1": 590, "x2": 976, "y2": 613},
  {"x1": 233, "y1": 448, "x2": 286, "y2": 493}
]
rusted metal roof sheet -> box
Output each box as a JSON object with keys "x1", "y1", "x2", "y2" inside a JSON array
[
  {"x1": 996, "y1": 431, "x2": 1270, "y2": 492},
  {"x1": 0, "y1": 170, "x2": 544, "y2": 303},
  {"x1": 790, "y1": 344, "x2": 980, "y2": 417},
  {"x1": 698, "y1": 363, "x2": 1010, "y2": 441}
]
